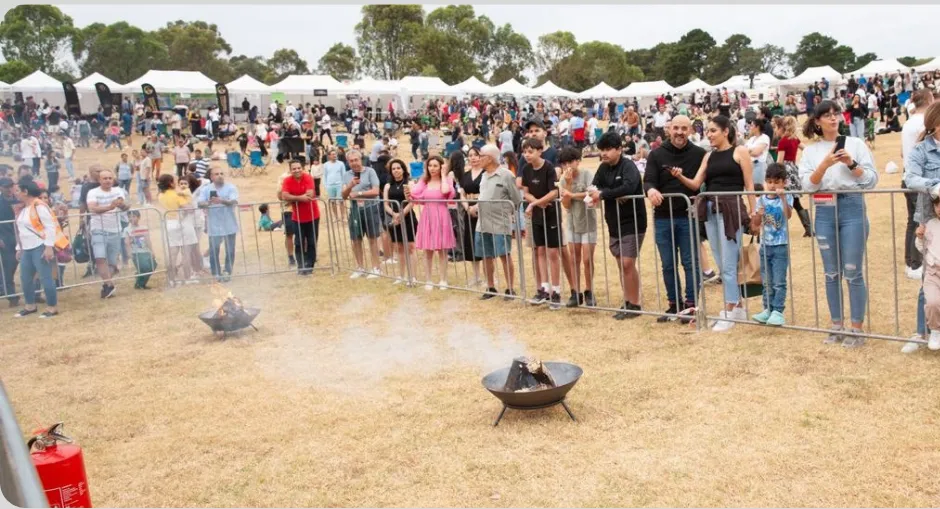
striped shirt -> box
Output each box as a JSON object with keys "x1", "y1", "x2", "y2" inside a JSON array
[{"x1": 193, "y1": 157, "x2": 211, "y2": 179}]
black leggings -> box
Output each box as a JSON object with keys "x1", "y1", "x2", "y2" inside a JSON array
[
  {"x1": 176, "y1": 163, "x2": 188, "y2": 177},
  {"x1": 792, "y1": 195, "x2": 804, "y2": 212},
  {"x1": 320, "y1": 129, "x2": 333, "y2": 144}
]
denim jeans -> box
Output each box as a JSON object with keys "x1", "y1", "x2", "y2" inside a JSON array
[
  {"x1": 104, "y1": 134, "x2": 121, "y2": 150},
  {"x1": 65, "y1": 158, "x2": 75, "y2": 179},
  {"x1": 703, "y1": 205, "x2": 743, "y2": 304},
  {"x1": 752, "y1": 159, "x2": 767, "y2": 188},
  {"x1": 208, "y1": 234, "x2": 237, "y2": 277},
  {"x1": 814, "y1": 194, "x2": 869, "y2": 324},
  {"x1": 19, "y1": 246, "x2": 57, "y2": 307},
  {"x1": 917, "y1": 287, "x2": 927, "y2": 336},
  {"x1": 654, "y1": 217, "x2": 699, "y2": 305},
  {"x1": 759, "y1": 244, "x2": 789, "y2": 312},
  {"x1": 849, "y1": 117, "x2": 866, "y2": 138}
]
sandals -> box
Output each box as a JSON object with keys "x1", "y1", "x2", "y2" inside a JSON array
[
  {"x1": 13, "y1": 308, "x2": 37, "y2": 318},
  {"x1": 39, "y1": 311, "x2": 58, "y2": 319}
]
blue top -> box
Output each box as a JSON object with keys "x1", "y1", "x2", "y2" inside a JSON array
[
  {"x1": 758, "y1": 194, "x2": 794, "y2": 246},
  {"x1": 197, "y1": 182, "x2": 240, "y2": 236},
  {"x1": 904, "y1": 135, "x2": 940, "y2": 224},
  {"x1": 323, "y1": 161, "x2": 346, "y2": 187}
]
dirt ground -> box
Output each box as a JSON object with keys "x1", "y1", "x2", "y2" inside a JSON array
[{"x1": 5, "y1": 125, "x2": 940, "y2": 507}]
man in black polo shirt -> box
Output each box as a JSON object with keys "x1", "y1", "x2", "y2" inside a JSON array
[
  {"x1": 589, "y1": 131, "x2": 647, "y2": 320},
  {"x1": 644, "y1": 115, "x2": 706, "y2": 322}
]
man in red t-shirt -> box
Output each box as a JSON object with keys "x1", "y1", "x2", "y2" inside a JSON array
[{"x1": 280, "y1": 158, "x2": 320, "y2": 274}]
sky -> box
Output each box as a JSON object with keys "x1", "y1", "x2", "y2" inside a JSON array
[{"x1": 56, "y1": 4, "x2": 940, "y2": 80}]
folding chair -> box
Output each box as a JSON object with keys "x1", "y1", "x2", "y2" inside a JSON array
[
  {"x1": 336, "y1": 134, "x2": 348, "y2": 149},
  {"x1": 409, "y1": 160, "x2": 424, "y2": 181},
  {"x1": 227, "y1": 150, "x2": 245, "y2": 178},
  {"x1": 444, "y1": 141, "x2": 459, "y2": 158},
  {"x1": 248, "y1": 150, "x2": 267, "y2": 176}
]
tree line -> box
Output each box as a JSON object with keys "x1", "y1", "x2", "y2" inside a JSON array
[{"x1": 0, "y1": 5, "x2": 933, "y2": 92}]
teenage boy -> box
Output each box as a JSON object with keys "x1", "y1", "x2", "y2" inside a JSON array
[
  {"x1": 589, "y1": 132, "x2": 648, "y2": 320},
  {"x1": 518, "y1": 137, "x2": 564, "y2": 309}
]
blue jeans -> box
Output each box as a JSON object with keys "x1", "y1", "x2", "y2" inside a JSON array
[
  {"x1": 104, "y1": 134, "x2": 121, "y2": 150},
  {"x1": 814, "y1": 194, "x2": 869, "y2": 324},
  {"x1": 917, "y1": 287, "x2": 927, "y2": 336},
  {"x1": 759, "y1": 244, "x2": 789, "y2": 312},
  {"x1": 19, "y1": 246, "x2": 57, "y2": 307},
  {"x1": 65, "y1": 158, "x2": 74, "y2": 179},
  {"x1": 654, "y1": 217, "x2": 698, "y2": 304},
  {"x1": 849, "y1": 117, "x2": 865, "y2": 138},
  {"x1": 703, "y1": 205, "x2": 743, "y2": 304},
  {"x1": 208, "y1": 234, "x2": 237, "y2": 277},
  {"x1": 752, "y1": 159, "x2": 767, "y2": 188}
]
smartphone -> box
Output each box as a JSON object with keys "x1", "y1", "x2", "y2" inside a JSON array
[
  {"x1": 834, "y1": 135, "x2": 846, "y2": 152},
  {"x1": 209, "y1": 190, "x2": 218, "y2": 199}
]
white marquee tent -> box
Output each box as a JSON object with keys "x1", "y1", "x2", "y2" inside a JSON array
[
  {"x1": 916, "y1": 57, "x2": 940, "y2": 73},
  {"x1": 848, "y1": 58, "x2": 906, "y2": 77},
  {"x1": 674, "y1": 78, "x2": 711, "y2": 94},
  {"x1": 350, "y1": 77, "x2": 402, "y2": 95},
  {"x1": 269, "y1": 74, "x2": 351, "y2": 95},
  {"x1": 12, "y1": 70, "x2": 61, "y2": 93},
  {"x1": 74, "y1": 72, "x2": 123, "y2": 92},
  {"x1": 120, "y1": 70, "x2": 217, "y2": 94},
  {"x1": 399, "y1": 76, "x2": 455, "y2": 96},
  {"x1": 578, "y1": 81, "x2": 619, "y2": 99},
  {"x1": 717, "y1": 73, "x2": 781, "y2": 91},
  {"x1": 784, "y1": 65, "x2": 844, "y2": 87},
  {"x1": 491, "y1": 78, "x2": 536, "y2": 96},
  {"x1": 532, "y1": 80, "x2": 577, "y2": 98},
  {"x1": 225, "y1": 74, "x2": 270, "y2": 94},
  {"x1": 621, "y1": 80, "x2": 673, "y2": 97},
  {"x1": 453, "y1": 76, "x2": 492, "y2": 95}
]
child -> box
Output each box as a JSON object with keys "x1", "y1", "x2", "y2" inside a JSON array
[
  {"x1": 123, "y1": 210, "x2": 157, "y2": 290},
  {"x1": 519, "y1": 137, "x2": 565, "y2": 309},
  {"x1": 258, "y1": 204, "x2": 283, "y2": 232},
  {"x1": 749, "y1": 163, "x2": 793, "y2": 326},
  {"x1": 558, "y1": 145, "x2": 597, "y2": 307},
  {"x1": 916, "y1": 194, "x2": 940, "y2": 349},
  {"x1": 115, "y1": 152, "x2": 133, "y2": 192},
  {"x1": 69, "y1": 177, "x2": 83, "y2": 209},
  {"x1": 77, "y1": 118, "x2": 91, "y2": 147},
  {"x1": 45, "y1": 151, "x2": 60, "y2": 192}
]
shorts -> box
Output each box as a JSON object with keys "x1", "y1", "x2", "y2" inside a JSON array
[
  {"x1": 566, "y1": 228, "x2": 598, "y2": 244},
  {"x1": 532, "y1": 222, "x2": 563, "y2": 248},
  {"x1": 165, "y1": 218, "x2": 197, "y2": 248},
  {"x1": 349, "y1": 204, "x2": 382, "y2": 240},
  {"x1": 91, "y1": 230, "x2": 122, "y2": 265},
  {"x1": 609, "y1": 233, "x2": 645, "y2": 259},
  {"x1": 283, "y1": 211, "x2": 297, "y2": 236},
  {"x1": 474, "y1": 232, "x2": 512, "y2": 258},
  {"x1": 326, "y1": 184, "x2": 343, "y2": 200}
]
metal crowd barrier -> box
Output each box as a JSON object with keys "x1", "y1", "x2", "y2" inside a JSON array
[{"x1": 0, "y1": 381, "x2": 47, "y2": 508}]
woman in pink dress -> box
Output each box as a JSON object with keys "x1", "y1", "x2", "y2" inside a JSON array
[{"x1": 411, "y1": 155, "x2": 456, "y2": 290}]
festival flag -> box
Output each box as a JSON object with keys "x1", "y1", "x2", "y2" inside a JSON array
[
  {"x1": 95, "y1": 82, "x2": 113, "y2": 117},
  {"x1": 215, "y1": 83, "x2": 230, "y2": 117},
  {"x1": 141, "y1": 83, "x2": 159, "y2": 113},
  {"x1": 62, "y1": 82, "x2": 82, "y2": 117}
]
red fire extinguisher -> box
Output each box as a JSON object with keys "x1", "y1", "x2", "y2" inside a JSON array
[{"x1": 28, "y1": 422, "x2": 92, "y2": 508}]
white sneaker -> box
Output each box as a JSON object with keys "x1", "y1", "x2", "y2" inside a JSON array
[
  {"x1": 366, "y1": 269, "x2": 381, "y2": 279},
  {"x1": 929, "y1": 331, "x2": 940, "y2": 351},
  {"x1": 438, "y1": 280, "x2": 448, "y2": 290},
  {"x1": 907, "y1": 265, "x2": 924, "y2": 280},
  {"x1": 185, "y1": 276, "x2": 200, "y2": 285},
  {"x1": 424, "y1": 281, "x2": 434, "y2": 291},
  {"x1": 349, "y1": 268, "x2": 365, "y2": 279},
  {"x1": 392, "y1": 277, "x2": 403, "y2": 285},
  {"x1": 730, "y1": 307, "x2": 747, "y2": 321},
  {"x1": 712, "y1": 309, "x2": 738, "y2": 332},
  {"x1": 901, "y1": 335, "x2": 921, "y2": 354}
]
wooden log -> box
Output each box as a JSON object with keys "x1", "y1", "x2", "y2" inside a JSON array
[{"x1": 503, "y1": 357, "x2": 556, "y2": 392}]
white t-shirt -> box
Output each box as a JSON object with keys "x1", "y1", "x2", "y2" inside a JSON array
[
  {"x1": 20, "y1": 137, "x2": 39, "y2": 159},
  {"x1": 558, "y1": 119, "x2": 570, "y2": 136},
  {"x1": 86, "y1": 186, "x2": 128, "y2": 233},
  {"x1": 867, "y1": 94, "x2": 878, "y2": 111},
  {"x1": 746, "y1": 134, "x2": 771, "y2": 161},
  {"x1": 902, "y1": 113, "x2": 926, "y2": 172},
  {"x1": 653, "y1": 111, "x2": 670, "y2": 128},
  {"x1": 318, "y1": 115, "x2": 331, "y2": 131},
  {"x1": 62, "y1": 137, "x2": 74, "y2": 159}
]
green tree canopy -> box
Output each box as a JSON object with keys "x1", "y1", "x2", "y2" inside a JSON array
[
  {"x1": 0, "y1": 5, "x2": 75, "y2": 75},
  {"x1": 268, "y1": 48, "x2": 309, "y2": 82},
  {"x1": 317, "y1": 43, "x2": 358, "y2": 80},
  {"x1": 790, "y1": 32, "x2": 857, "y2": 74},
  {"x1": 0, "y1": 60, "x2": 33, "y2": 84},
  {"x1": 71, "y1": 21, "x2": 168, "y2": 83},
  {"x1": 155, "y1": 20, "x2": 233, "y2": 81},
  {"x1": 355, "y1": 5, "x2": 424, "y2": 80}
]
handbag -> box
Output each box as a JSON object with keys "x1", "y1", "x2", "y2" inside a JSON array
[
  {"x1": 72, "y1": 231, "x2": 89, "y2": 264},
  {"x1": 737, "y1": 235, "x2": 764, "y2": 298},
  {"x1": 784, "y1": 161, "x2": 802, "y2": 191}
]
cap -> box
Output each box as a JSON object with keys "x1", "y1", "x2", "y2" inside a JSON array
[
  {"x1": 0, "y1": 177, "x2": 13, "y2": 187},
  {"x1": 524, "y1": 119, "x2": 546, "y2": 131}
]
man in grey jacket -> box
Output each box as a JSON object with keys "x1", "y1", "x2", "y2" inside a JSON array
[{"x1": 476, "y1": 144, "x2": 523, "y2": 300}]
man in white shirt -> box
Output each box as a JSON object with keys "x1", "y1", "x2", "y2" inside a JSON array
[
  {"x1": 587, "y1": 112, "x2": 599, "y2": 146},
  {"x1": 318, "y1": 113, "x2": 332, "y2": 145},
  {"x1": 557, "y1": 113, "x2": 571, "y2": 146},
  {"x1": 20, "y1": 133, "x2": 41, "y2": 177},
  {"x1": 652, "y1": 105, "x2": 670, "y2": 138},
  {"x1": 85, "y1": 168, "x2": 130, "y2": 298},
  {"x1": 59, "y1": 132, "x2": 75, "y2": 179}
]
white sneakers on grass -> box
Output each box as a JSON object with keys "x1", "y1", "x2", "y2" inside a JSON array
[
  {"x1": 712, "y1": 307, "x2": 746, "y2": 332},
  {"x1": 906, "y1": 265, "x2": 924, "y2": 281},
  {"x1": 365, "y1": 268, "x2": 380, "y2": 279}
]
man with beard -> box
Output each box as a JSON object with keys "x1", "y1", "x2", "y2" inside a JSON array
[{"x1": 644, "y1": 115, "x2": 706, "y2": 322}]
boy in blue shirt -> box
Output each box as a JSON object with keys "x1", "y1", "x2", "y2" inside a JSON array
[{"x1": 750, "y1": 164, "x2": 793, "y2": 326}]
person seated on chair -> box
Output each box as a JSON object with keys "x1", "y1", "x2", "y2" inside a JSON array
[{"x1": 236, "y1": 127, "x2": 249, "y2": 155}]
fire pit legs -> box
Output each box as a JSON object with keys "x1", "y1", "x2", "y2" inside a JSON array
[{"x1": 492, "y1": 399, "x2": 577, "y2": 426}]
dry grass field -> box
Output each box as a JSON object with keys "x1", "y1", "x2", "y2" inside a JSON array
[{"x1": 5, "y1": 125, "x2": 940, "y2": 507}]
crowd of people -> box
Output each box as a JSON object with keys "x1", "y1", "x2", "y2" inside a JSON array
[{"x1": 5, "y1": 66, "x2": 940, "y2": 353}]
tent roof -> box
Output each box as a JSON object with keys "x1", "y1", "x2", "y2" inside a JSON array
[
  {"x1": 349, "y1": 77, "x2": 401, "y2": 95},
  {"x1": 717, "y1": 73, "x2": 781, "y2": 90},
  {"x1": 269, "y1": 74, "x2": 351, "y2": 95},
  {"x1": 0, "y1": 80, "x2": 10, "y2": 91},
  {"x1": 491, "y1": 78, "x2": 535, "y2": 96},
  {"x1": 453, "y1": 76, "x2": 492, "y2": 95},
  {"x1": 225, "y1": 75, "x2": 270, "y2": 94},
  {"x1": 74, "y1": 72, "x2": 123, "y2": 92},
  {"x1": 620, "y1": 80, "x2": 673, "y2": 97},
  {"x1": 399, "y1": 76, "x2": 455, "y2": 96},
  {"x1": 674, "y1": 78, "x2": 711, "y2": 94},
  {"x1": 121, "y1": 70, "x2": 217, "y2": 94},
  {"x1": 532, "y1": 80, "x2": 577, "y2": 98},
  {"x1": 916, "y1": 57, "x2": 940, "y2": 73},
  {"x1": 784, "y1": 66, "x2": 844, "y2": 86},
  {"x1": 12, "y1": 70, "x2": 62, "y2": 93},
  {"x1": 578, "y1": 81, "x2": 619, "y2": 98},
  {"x1": 849, "y1": 58, "x2": 906, "y2": 77}
]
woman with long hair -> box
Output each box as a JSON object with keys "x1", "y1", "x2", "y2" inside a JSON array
[
  {"x1": 900, "y1": 101, "x2": 940, "y2": 353},
  {"x1": 157, "y1": 173, "x2": 197, "y2": 286},
  {"x1": 383, "y1": 158, "x2": 417, "y2": 285},
  {"x1": 776, "y1": 116, "x2": 812, "y2": 237},
  {"x1": 411, "y1": 155, "x2": 456, "y2": 289},
  {"x1": 12, "y1": 178, "x2": 59, "y2": 318},
  {"x1": 798, "y1": 100, "x2": 878, "y2": 347},
  {"x1": 447, "y1": 150, "x2": 466, "y2": 263},
  {"x1": 458, "y1": 147, "x2": 485, "y2": 286},
  {"x1": 848, "y1": 94, "x2": 868, "y2": 139},
  {"x1": 745, "y1": 117, "x2": 770, "y2": 188},
  {"x1": 673, "y1": 115, "x2": 756, "y2": 332}
]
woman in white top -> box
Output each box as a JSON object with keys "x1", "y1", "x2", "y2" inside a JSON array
[
  {"x1": 745, "y1": 118, "x2": 770, "y2": 187},
  {"x1": 798, "y1": 100, "x2": 879, "y2": 348},
  {"x1": 13, "y1": 178, "x2": 59, "y2": 318}
]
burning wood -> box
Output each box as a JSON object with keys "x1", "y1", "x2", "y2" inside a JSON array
[
  {"x1": 504, "y1": 357, "x2": 556, "y2": 393},
  {"x1": 210, "y1": 285, "x2": 248, "y2": 320}
]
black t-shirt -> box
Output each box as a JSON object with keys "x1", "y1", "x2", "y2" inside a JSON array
[
  {"x1": 622, "y1": 139, "x2": 637, "y2": 156},
  {"x1": 608, "y1": 101, "x2": 616, "y2": 115},
  {"x1": 520, "y1": 160, "x2": 558, "y2": 226}
]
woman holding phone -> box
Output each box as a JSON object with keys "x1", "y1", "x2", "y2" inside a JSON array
[
  {"x1": 383, "y1": 159, "x2": 417, "y2": 285},
  {"x1": 799, "y1": 100, "x2": 878, "y2": 348}
]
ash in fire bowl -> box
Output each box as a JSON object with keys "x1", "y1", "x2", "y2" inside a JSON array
[
  {"x1": 482, "y1": 357, "x2": 583, "y2": 426},
  {"x1": 199, "y1": 286, "x2": 261, "y2": 337}
]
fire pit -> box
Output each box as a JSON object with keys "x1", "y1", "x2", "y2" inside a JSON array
[
  {"x1": 199, "y1": 287, "x2": 260, "y2": 337},
  {"x1": 481, "y1": 357, "x2": 583, "y2": 426}
]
